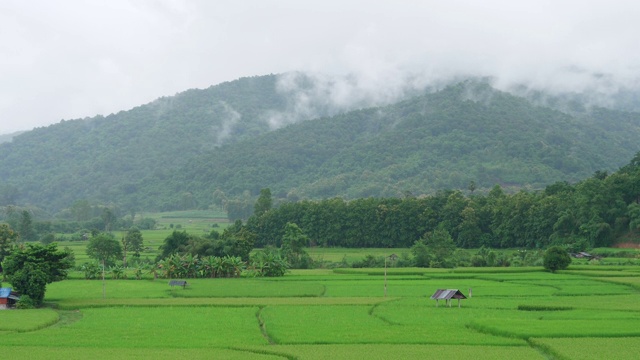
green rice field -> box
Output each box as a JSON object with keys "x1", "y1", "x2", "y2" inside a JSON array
[{"x1": 2, "y1": 265, "x2": 640, "y2": 359}]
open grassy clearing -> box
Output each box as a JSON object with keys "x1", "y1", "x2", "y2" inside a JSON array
[{"x1": 2, "y1": 261, "x2": 640, "y2": 358}]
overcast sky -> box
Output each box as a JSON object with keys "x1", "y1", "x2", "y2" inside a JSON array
[{"x1": 1, "y1": 0, "x2": 639, "y2": 134}]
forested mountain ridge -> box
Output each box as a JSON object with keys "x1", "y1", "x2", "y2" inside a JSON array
[
  {"x1": 1, "y1": 76, "x2": 640, "y2": 215},
  {"x1": 0, "y1": 131, "x2": 25, "y2": 144},
  {"x1": 0, "y1": 74, "x2": 319, "y2": 211},
  {"x1": 171, "y1": 81, "x2": 640, "y2": 209}
]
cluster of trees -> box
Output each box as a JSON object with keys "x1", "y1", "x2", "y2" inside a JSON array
[
  {"x1": 247, "y1": 153, "x2": 640, "y2": 251},
  {"x1": 0, "y1": 202, "x2": 157, "y2": 245}
]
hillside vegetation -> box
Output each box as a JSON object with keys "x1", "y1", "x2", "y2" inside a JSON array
[{"x1": 0, "y1": 76, "x2": 639, "y2": 215}]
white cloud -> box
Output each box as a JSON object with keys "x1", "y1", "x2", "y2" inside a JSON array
[{"x1": 1, "y1": 0, "x2": 640, "y2": 134}]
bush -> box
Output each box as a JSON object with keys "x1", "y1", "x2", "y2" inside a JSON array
[
  {"x1": 543, "y1": 246, "x2": 571, "y2": 272},
  {"x1": 16, "y1": 295, "x2": 36, "y2": 309}
]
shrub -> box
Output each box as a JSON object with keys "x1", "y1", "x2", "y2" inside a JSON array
[
  {"x1": 16, "y1": 295, "x2": 36, "y2": 309},
  {"x1": 543, "y1": 246, "x2": 571, "y2": 272}
]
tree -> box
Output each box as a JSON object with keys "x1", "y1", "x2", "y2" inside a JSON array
[
  {"x1": 101, "y1": 208, "x2": 116, "y2": 232},
  {"x1": 86, "y1": 233, "x2": 123, "y2": 267},
  {"x1": 0, "y1": 223, "x2": 19, "y2": 273},
  {"x1": 18, "y1": 210, "x2": 36, "y2": 242},
  {"x1": 422, "y1": 225, "x2": 457, "y2": 268},
  {"x1": 280, "y1": 222, "x2": 311, "y2": 268},
  {"x1": 543, "y1": 246, "x2": 571, "y2": 272},
  {"x1": 411, "y1": 240, "x2": 430, "y2": 267},
  {"x1": 157, "y1": 230, "x2": 193, "y2": 261},
  {"x1": 220, "y1": 220, "x2": 256, "y2": 261},
  {"x1": 123, "y1": 227, "x2": 144, "y2": 263},
  {"x1": 254, "y1": 188, "x2": 272, "y2": 217},
  {"x1": 2, "y1": 243, "x2": 73, "y2": 306}
]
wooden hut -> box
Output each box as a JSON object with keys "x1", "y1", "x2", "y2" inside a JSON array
[{"x1": 430, "y1": 289, "x2": 467, "y2": 308}]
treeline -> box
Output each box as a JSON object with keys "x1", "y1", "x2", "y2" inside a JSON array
[
  {"x1": 247, "y1": 153, "x2": 640, "y2": 250},
  {"x1": 0, "y1": 203, "x2": 157, "y2": 243}
]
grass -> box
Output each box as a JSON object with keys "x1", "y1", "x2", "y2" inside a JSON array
[
  {"x1": 530, "y1": 337, "x2": 640, "y2": 360},
  {"x1": 3, "y1": 240, "x2": 640, "y2": 359},
  {"x1": 1, "y1": 307, "x2": 267, "y2": 348},
  {"x1": 245, "y1": 344, "x2": 545, "y2": 360},
  {"x1": 0, "y1": 309, "x2": 60, "y2": 332},
  {"x1": 261, "y1": 305, "x2": 526, "y2": 345}
]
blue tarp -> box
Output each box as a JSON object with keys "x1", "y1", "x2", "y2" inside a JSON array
[{"x1": 0, "y1": 288, "x2": 12, "y2": 298}]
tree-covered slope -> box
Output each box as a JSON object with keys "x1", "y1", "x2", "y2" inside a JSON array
[
  {"x1": 1, "y1": 78, "x2": 640, "y2": 214},
  {"x1": 170, "y1": 81, "x2": 640, "y2": 207},
  {"x1": 0, "y1": 75, "x2": 296, "y2": 211}
]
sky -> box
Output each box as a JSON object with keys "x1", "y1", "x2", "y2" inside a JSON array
[{"x1": 1, "y1": 0, "x2": 640, "y2": 134}]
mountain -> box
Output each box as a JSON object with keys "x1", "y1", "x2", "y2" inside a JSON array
[
  {"x1": 173, "y1": 81, "x2": 640, "y2": 205},
  {"x1": 0, "y1": 74, "x2": 317, "y2": 211},
  {"x1": 1, "y1": 76, "x2": 639, "y2": 215}
]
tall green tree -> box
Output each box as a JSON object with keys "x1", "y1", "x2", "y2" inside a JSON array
[
  {"x1": 254, "y1": 188, "x2": 273, "y2": 217},
  {"x1": 0, "y1": 223, "x2": 19, "y2": 273},
  {"x1": 280, "y1": 222, "x2": 311, "y2": 268},
  {"x1": 101, "y1": 208, "x2": 116, "y2": 232},
  {"x1": 410, "y1": 240, "x2": 430, "y2": 267},
  {"x1": 86, "y1": 233, "x2": 123, "y2": 267},
  {"x1": 220, "y1": 220, "x2": 256, "y2": 261},
  {"x1": 423, "y1": 225, "x2": 456, "y2": 268},
  {"x1": 18, "y1": 210, "x2": 36, "y2": 242},
  {"x1": 2, "y1": 243, "x2": 73, "y2": 306},
  {"x1": 123, "y1": 227, "x2": 144, "y2": 262},
  {"x1": 157, "y1": 230, "x2": 194, "y2": 261}
]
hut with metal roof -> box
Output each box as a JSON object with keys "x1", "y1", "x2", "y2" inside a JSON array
[
  {"x1": 430, "y1": 289, "x2": 467, "y2": 308},
  {"x1": 0, "y1": 288, "x2": 20, "y2": 309}
]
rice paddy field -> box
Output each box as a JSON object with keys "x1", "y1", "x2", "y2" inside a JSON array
[{"x1": 2, "y1": 265, "x2": 640, "y2": 359}]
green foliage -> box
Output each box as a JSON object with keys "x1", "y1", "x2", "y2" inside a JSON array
[
  {"x1": 135, "y1": 218, "x2": 157, "y2": 230},
  {"x1": 0, "y1": 223, "x2": 19, "y2": 270},
  {"x1": 17, "y1": 210, "x2": 36, "y2": 242},
  {"x1": 123, "y1": 227, "x2": 144, "y2": 258},
  {"x1": 254, "y1": 188, "x2": 272, "y2": 217},
  {"x1": 80, "y1": 262, "x2": 101, "y2": 280},
  {"x1": 250, "y1": 247, "x2": 288, "y2": 277},
  {"x1": 86, "y1": 233, "x2": 122, "y2": 267},
  {"x1": 2, "y1": 243, "x2": 73, "y2": 306},
  {"x1": 280, "y1": 222, "x2": 311, "y2": 269},
  {"x1": 3, "y1": 78, "x2": 640, "y2": 217},
  {"x1": 16, "y1": 294, "x2": 36, "y2": 309},
  {"x1": 422, "y1": 225, "x2": 456, "y2": 268},
  {"x1": 543, "y1": 246, "x2": 572, "y2": 272},
  {"x1": 410, "y1": 241, "x2": 430, "y2": 267},
  {"x1": 157, "y1": 230, "x2": 193, "y2": 260}
]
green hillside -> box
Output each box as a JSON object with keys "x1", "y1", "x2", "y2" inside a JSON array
[
  {"x1": 171, "y1": 81, "x2": 640, "y2": 207},
  {"x1": 0, "y1": 75, "x2": 289, "y2": 211},
  {"x1": 1, "y1": 77, "x2": 639, "y2": 215}
]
